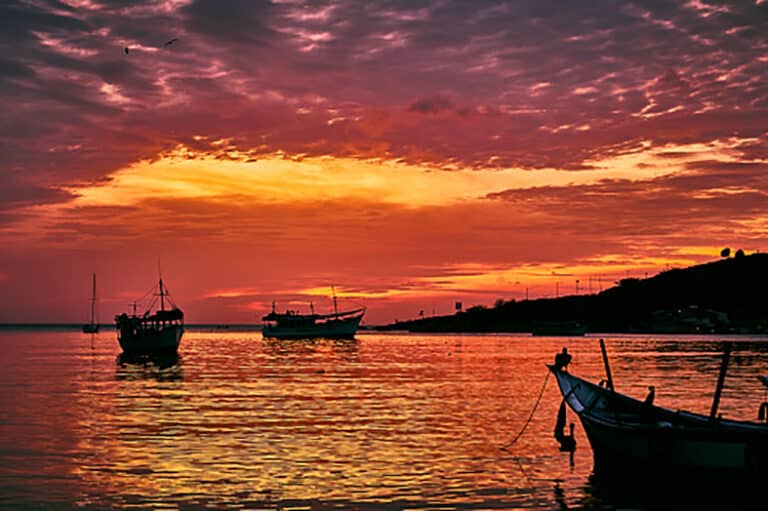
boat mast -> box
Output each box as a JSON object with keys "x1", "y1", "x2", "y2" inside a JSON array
[
  {"x1": 710, "y1": 342, "x2": 732, "y2": 420},
  {"x1": 599, "y1": 338, "x2": 615, "y2": 391},
  {"x1": 332, "y1": 285, "x2": 338, "y2": 315},
  {"x1": 90, "y1": 273, "x2": 96, "y2": 325},
  {"x1": 159, "y1": 277, "x2": 166, "y2": 312},
  {"x1": 157, "y1": 258, "x2": 165, "y2": 312}
]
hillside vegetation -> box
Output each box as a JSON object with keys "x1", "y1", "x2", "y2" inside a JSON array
[{"x1": 378, "y1": 253, "x2": 768, "y2": 334}]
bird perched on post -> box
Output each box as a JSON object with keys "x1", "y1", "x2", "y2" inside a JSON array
[{"x1": 554, "y1": 347, "x2": 572, "y2": 371}]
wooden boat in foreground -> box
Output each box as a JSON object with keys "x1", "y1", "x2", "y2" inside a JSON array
[
  {"x1": 549, "y1": 340, "x2": 768, "y2": 481},
  {"x1": 82, "y1": 273, "x2": 99, "y2": 333},
  {"x1": 114, "y1": 276, "x2": 184, "y2": 355}
]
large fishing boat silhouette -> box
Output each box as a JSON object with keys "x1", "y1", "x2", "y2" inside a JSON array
[
  {"x1": 82, "y1": 273, "x2": 99, "y2": 333},
  {"x1": 114, "y1": 274, "x2": 184, "y2": 356},
  {"x1": 262, "y1": 287, "x2": 365, "y2": 340}
]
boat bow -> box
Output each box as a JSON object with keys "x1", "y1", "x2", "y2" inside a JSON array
[{"x1": 547, "y1": 345, "x2": 768, "y2": 479}]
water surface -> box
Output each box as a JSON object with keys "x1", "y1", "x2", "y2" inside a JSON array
[{"x1": 1, "y1": 328, "x2": 766, "y2": 510}]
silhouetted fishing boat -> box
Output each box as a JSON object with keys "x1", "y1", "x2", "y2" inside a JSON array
[
  {"x1": 82, "y1": 273, "x2": 99, "y2": 333},
  {"x1": 262, "y1": 289, "x2": 365, "y2": 340},
  {"x1": 114, "y1": 276, "x2": 183, "y2": 355},
  {"x1": 549, "y1": 340, "x2": 768, "y2": 482}
]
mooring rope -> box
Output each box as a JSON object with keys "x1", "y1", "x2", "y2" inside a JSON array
[{"x1": 499, "y1": 370, "x2": 551, "y2": 451}]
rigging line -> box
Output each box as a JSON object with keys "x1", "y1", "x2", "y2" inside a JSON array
[
  {"x1": 499, "y1": 370, "x2": 551, "y2": 452},
  {"x1": 138, "y1": 282, "x2": 157, "y2": 303}
]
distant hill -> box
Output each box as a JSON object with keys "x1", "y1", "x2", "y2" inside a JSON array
[{"x1": 377, "y1": 253, "x2": 768, "y2": 334}]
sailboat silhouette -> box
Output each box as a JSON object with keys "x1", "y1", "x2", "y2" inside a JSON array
[{"x1": 82, "y1": 273, "x2": 99, "y2": 333}]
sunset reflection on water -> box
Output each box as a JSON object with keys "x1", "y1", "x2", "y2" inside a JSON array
[{"x1": 1, "y1": 329, "x2": 766, "y2": 510}]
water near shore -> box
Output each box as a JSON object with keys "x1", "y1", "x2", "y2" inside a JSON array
[{"x1": 1, "y1": 328, "x2": 766, "y2": 510}]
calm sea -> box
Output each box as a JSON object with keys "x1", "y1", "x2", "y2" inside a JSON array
[{"x1": 1, "y1": 328, "x2": 767, "y2": 510}]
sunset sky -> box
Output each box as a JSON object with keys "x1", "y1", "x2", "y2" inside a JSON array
[{"x1": 1, "y1": 0, "x2": 767, "y2": 324}]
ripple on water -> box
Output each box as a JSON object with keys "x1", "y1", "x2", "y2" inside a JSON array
[{"x1": 0, "y1": 330, "x2": 766, "y2": 510}]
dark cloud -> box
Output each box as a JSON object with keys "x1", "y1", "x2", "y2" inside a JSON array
[
  {"x1": 684, "y1": 160, "x2": 767, "y2": 172},
  {"x1": 181, "y1": 0, "x2": 279, "y2": 46},
  {"x1": 0, "y1": 174, "x2": 74, "y2": 226},
  {"x1": 0, "y1": 2, "x2": 90, "y2": 42},
  {"x1": 0, "y1": 58, "x2": 36, "y2": 79},
  {"x1": 486, "y1": 161, "x2": 768, "y2": 245},
  {"x1": 407, "y1": 95, "x2": 455, "y2": 114}
]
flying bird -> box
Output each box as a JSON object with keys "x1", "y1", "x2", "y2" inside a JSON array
[{"x1": 164, "y1": 38, "x2": 178, "y2": 46}]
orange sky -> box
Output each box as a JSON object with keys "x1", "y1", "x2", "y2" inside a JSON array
[{"x1": 1, "y1": 0, "x2": 766, "y2": 324}]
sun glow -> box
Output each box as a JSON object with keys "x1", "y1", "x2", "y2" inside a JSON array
[
  {"x1": 2, "y1": 137, "x2": 757, "y2": 323},
  {"x1": 64, "y1": 141, "x2": 742, "y2": 211}
]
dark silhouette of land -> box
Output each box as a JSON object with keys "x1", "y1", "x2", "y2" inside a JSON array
[{"x1": 377, "y1": 253, "x2": 768, "y2": 334}]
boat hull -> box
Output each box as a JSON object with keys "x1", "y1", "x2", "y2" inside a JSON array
[
  {"x1": 550, "y1": 366, "x2": 768, "y2": 477},
  {"x1": 262, "y1": 314, "x2": 363, "y2": 340},
  {"x1": 117, "y1": 324, "x2": 184, "y2": 355}
]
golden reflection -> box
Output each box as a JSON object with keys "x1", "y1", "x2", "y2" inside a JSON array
[
  {"x1": 20, "y1": 330, "x2": 764, "y2": 509},
  {"x1": 69, "y1": 332, "x2": 592, "y2": 507}
]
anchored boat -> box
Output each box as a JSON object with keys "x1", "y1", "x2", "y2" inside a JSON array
[
  {"x1": 262, "y1": 288, "x2": 365, "y2": 340},
  {"x1": 549, "y1": 340, "x2": 768, "y2": 482},
  {"x1": 114, "y1": 276, "x2": 184, "y2": 355}
]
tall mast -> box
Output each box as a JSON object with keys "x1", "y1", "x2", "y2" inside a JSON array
[
  {"x1": 90, "y1": 273, "x2": 96, "y2": 324},
  {"x1": 332, "y1": 285, "x2": 338, "y2": 315},
  {"x1": 710, "y1": 342, "x2": 732, "y2": 420},
  {"x1": 158, "y1": 258, "x2": 165, "y2": 312},
  {"x1": 159, "y1": 277, "x2": 166, "y2": 312}
]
